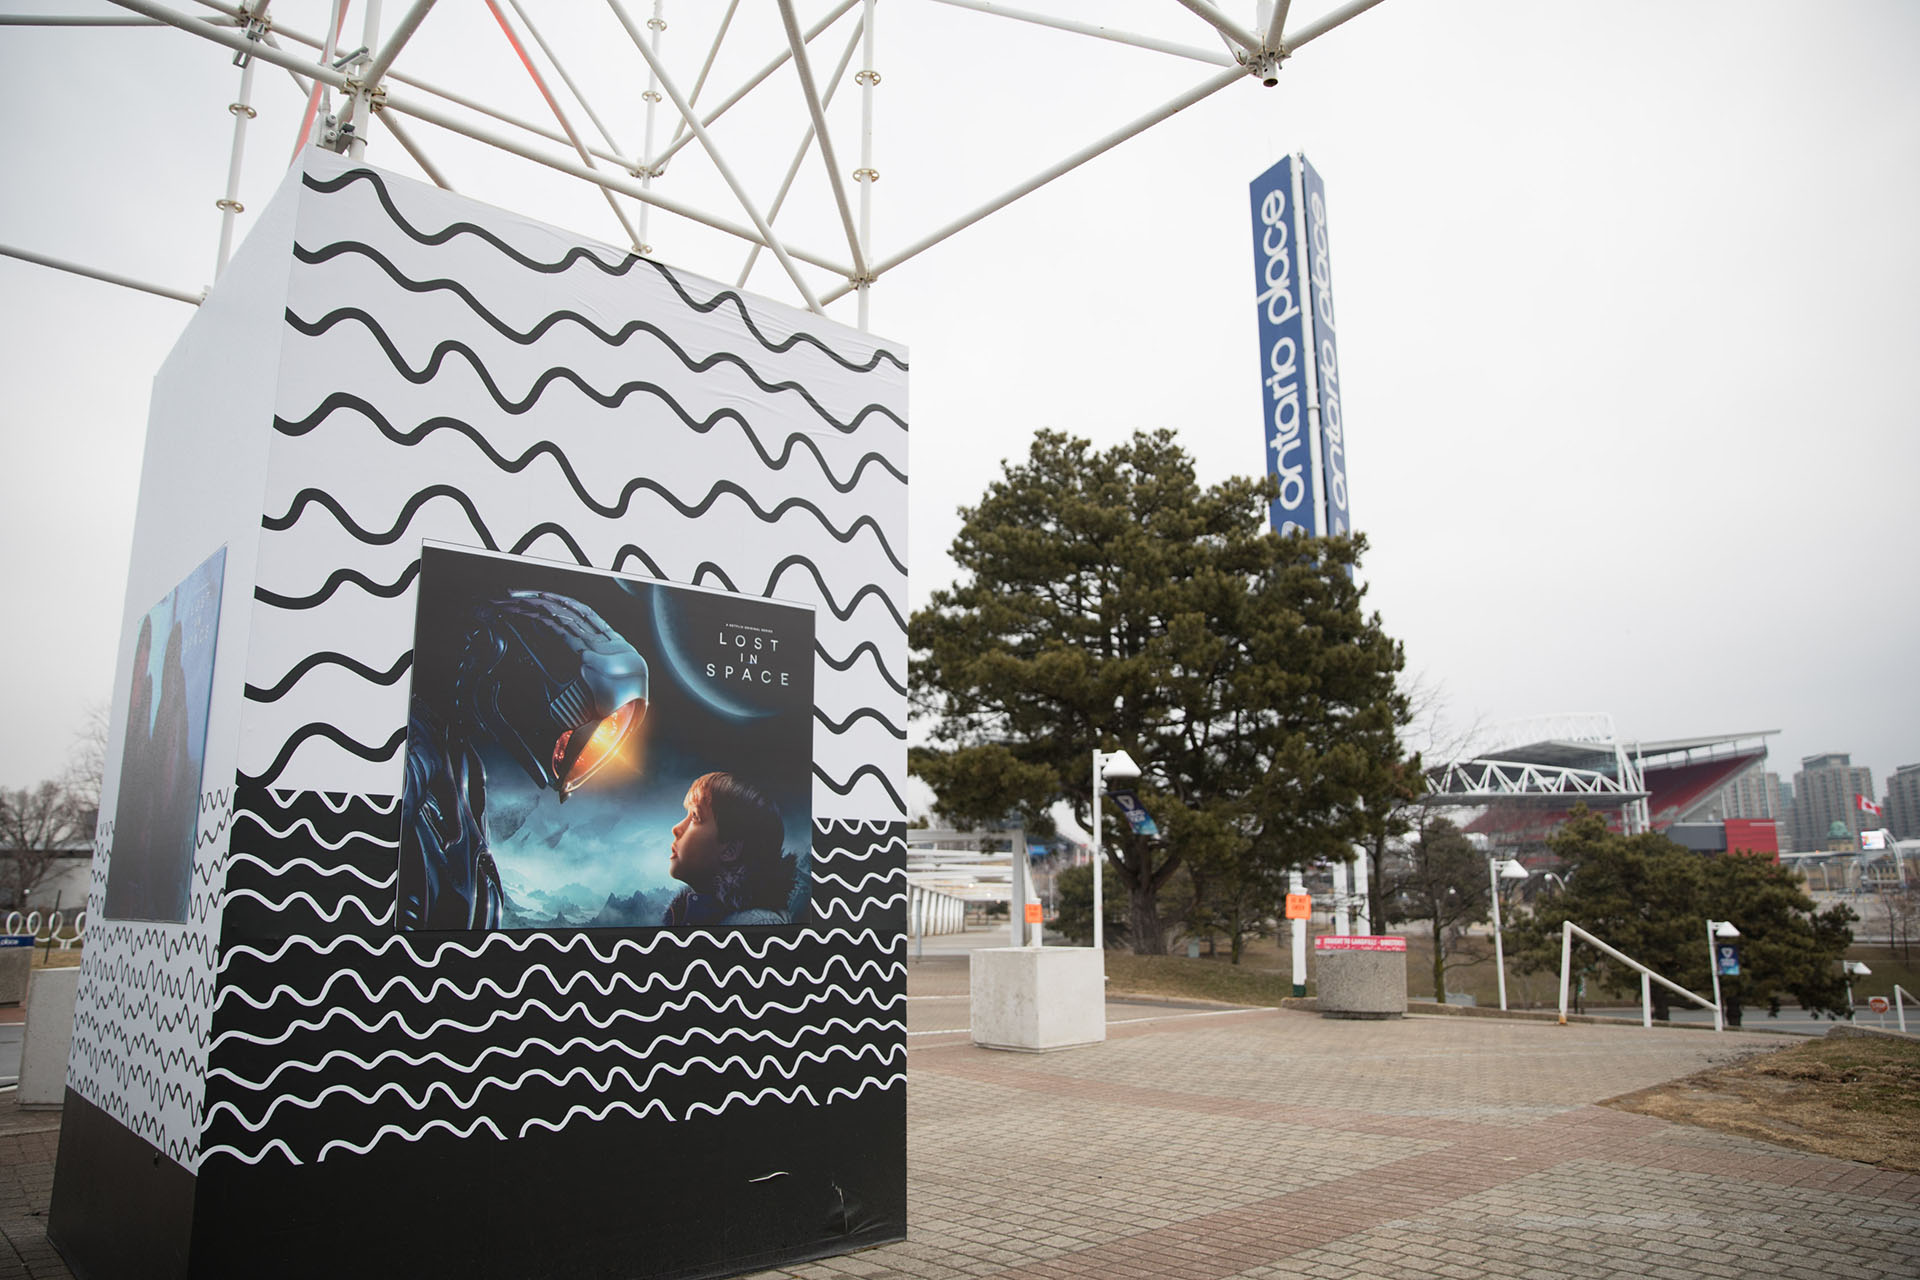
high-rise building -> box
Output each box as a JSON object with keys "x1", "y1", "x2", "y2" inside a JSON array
[
  {"x1": 1791, "y1": 753, "x2": 1875, "y2": 851},
  {"x1": 1717, "y1": 769, "x2": 1781, "y2": 819},
  {"x1": 1886, "y1": 763, "x2": 1920, "y2": 841}
]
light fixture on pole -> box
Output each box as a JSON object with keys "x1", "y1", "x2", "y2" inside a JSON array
[
  {"x1": 1488, "y1": 855, "x2": 1530, "y2": 1011},
  {"x1": 1090, "y1": 748, "x2": 1140, "y2": 954},
  {"x1": 1843, "y1": 960, "x2": 1872, "y2": 1019},
  {"x1": 1707, "y1": 919, "x2": 1740, "y2": 1032}
]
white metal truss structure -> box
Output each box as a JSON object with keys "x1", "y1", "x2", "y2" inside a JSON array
[
  {"x1": 2, "y1": 0, "x2": 1390, "y2": 330},
  {"x1": 1425, "y1": 711, "x2": 1653, "y2": 835},
  {"x1": 1426, "y1": 758, "x2": 1650, "y2": 807}
]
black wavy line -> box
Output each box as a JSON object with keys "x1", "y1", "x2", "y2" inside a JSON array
[
  {"x1": 763, "y1": 555, "x2": 908, "y2": 630},
  {"x1": 300, "y1": 166, "x2": 907, "y2": 374},
  {"x1": 267, "y1": 480, "x2": 906, "y2": 577},
  {"x1": 261, "y1": 485, "x2": 495, "y2": 548},
  {"x1": 274, "y1": 391, "x2": 905, "y2": 494},
  {"x1": 295, "y1": 240, "x2": 914, "y2": 404},
  {"x1": 239, "y1": 725, "x2": 409, "y2": 790},
  {"x1": 287, "y1": 306, "x2": 905, "y2": 438},
  {"x1": 816, "y1": 641, "x2": 907, "y2": 696},
  {"x1": 245, "y1": 652, "x2": 413, "y2": 703},
  {"x1": 814, "y1": 707, "x2": 906, "y2": 739},
  {"x1": 813, "y1": 764, "x2": 906, "y2": 812},
  {"x1": 255, "y1": 560, "x2": 422, "y2": 610}
]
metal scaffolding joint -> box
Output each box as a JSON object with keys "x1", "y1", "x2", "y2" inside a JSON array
[
  {"x1": 855, "y1": 69, "x2": 881, "y2": 87},
  {"x1": 215, "y1": 198, "x2": 244, "y2": 213},
  {"x1": 853, "y1": 166, "x2": 879, "y2": 183},
  {"x1": 228, "y1": 101, "x2": 258, "y2": 119}
]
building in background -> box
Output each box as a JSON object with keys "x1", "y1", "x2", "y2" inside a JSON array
[
  {"x1": 1886, "y1": 762, "x2": 1920, "y2": 841},
  {"x1": 1790, "y1": 753, "x2": 1876, "y2": 853},
  {"x1": 1717, "y1": 768, "x2": 1782, "y2": 819}
]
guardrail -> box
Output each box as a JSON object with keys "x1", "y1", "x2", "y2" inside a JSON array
[
  {"x1": 1894, "y1": 984, "x2": 1913, "y2": 1034},
  {"x1": 1557, "y1": 920, "x2": 1720, "y2": 1030}
]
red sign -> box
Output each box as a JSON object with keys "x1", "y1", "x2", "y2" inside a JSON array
[
  {"x1": 1313, "y1": 935, "x2": 1407, "y2": 953},
  {"x1": 1284, "y1": 893, "x2": 1312, "y2": 921},
  {"x1": 1869, "y1": 996, "x2": 1890, "y2": 1014}
]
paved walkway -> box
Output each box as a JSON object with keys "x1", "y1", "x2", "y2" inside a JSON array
[{"x1": 4, "y1": 953, "x2": 1917, "y2": 1280}]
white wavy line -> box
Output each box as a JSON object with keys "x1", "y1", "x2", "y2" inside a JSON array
[
  {"x1": 518, "y1": 1096, "x2": 673, "y2": 1137},
  {"x1": 232, "y1": 811, "x2": 400, "y2": 852},
  {"x1": 206, "y1": 1043, "x2": 904, "y2": 1132},
  {"x1": 316, "y1": 1114, "x2": 508, "y2": 1162},
  {"x1": 218, "y1": 923, "x2": 897, "y2": 973},
  {"x1": 813, "y1": 892, "x2": 907, "y2": 921},
  {"x1": 265, "y1": 789, "x2": 400, "y2": 816},
  {"x1": 219, "y1": 886, "x2": 394, "y2": 926},
  {"x1": 210, "y1": 984, "x2": 901, "y2": 1050},
  {"x1": 214, "y1": 952, "x2": 903, "y2": 1015},
  {"x1": 197, "y1": 1137, "x2": 305, "y2": 1166},
  {"x1": 825, "y1": 1071, "x2": 905, "y2": 1105},
  {"x1": 225, "y1": 852, "x2": 397, "y2": 890},
  {"x1": 208, "y1": 1015, "x2": 904, "y2": 1092},
  {"x1": 811, "y1": 835, "x2": 904, "y2": 863},
  {"x1": 815, "y1": 818, "x2": 897, "y2": 835},
  {"x1": 685, "y1": 1082, "x2": 820, "y2": 1117},
  {"x1": 810, "y1": 867, "x2": 905, "y2": 893}
]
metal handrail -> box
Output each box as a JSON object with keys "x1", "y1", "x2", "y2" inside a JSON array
[{"x1": 1557, "y1": 920, "x2": 1719, "y2": 1030}]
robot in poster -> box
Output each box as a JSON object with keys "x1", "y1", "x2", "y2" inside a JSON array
[
  {"x1": 399, "y1": 545, "x2": 815, "y2": 932},
  {"x1": 399, "y1": 591, "x2": 649, "y2": 930}
]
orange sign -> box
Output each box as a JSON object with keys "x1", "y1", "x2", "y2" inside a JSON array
[
  {"x1": 1284, "y1": 893, "x2": 1312, "y2": 921},
  {"x1": 1024, "y1": 902, "x2": 1043, "y2": 924}
]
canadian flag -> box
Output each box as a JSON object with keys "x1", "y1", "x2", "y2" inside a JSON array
[{"x1": 1857, "y1": 794, "x2": 1883, "y2": 817}]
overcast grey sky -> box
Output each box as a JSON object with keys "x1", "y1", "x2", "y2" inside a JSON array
[{"x1": 2, "y1": 1, "x2": 1915, "y2": 800}]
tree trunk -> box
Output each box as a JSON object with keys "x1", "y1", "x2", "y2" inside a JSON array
[
  {"x1": 1129, "y1": 888, "x2": 1166, "y2": 955},
  {"x1": 1431, "y1": 918, "x2": 1447, "y2": 1003}
]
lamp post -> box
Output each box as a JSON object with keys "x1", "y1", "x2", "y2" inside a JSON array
[
  {"x1": 1843, "y1": 960, "x2": 1872, "y2": 1020},
  {"x1": 1090, "y1": 748, "x2": 1141, "y2": 954},
  {"x1": 1488, "y1": 855, "x2": 1530, "y2": 1011},
  {"x1": 1707, "y1": 919, "x2": 1740, "y2": 1032}
]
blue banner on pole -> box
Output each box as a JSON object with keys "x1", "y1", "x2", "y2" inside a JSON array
[
  {"x1": 1716, "y1": 943, "x2": 1740, "y2": 977},
  {"x1": 1298, "y1": 157, "x2": 1351, "y2": 538},
  {"x1": 1249, "y1": 156, "x2": 1318, "y2": 538},
  {"x1": 1107, "y1": 789, "x2": 1159, "y2": 837}
]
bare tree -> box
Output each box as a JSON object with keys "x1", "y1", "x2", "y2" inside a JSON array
[{"x1": 0, "y1": 780, "x2": 91, "y2": 911}]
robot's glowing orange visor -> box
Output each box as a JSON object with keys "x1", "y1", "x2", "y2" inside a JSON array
[{"x1": 552, "y1": 698, "x2": 643, "y2": 793}]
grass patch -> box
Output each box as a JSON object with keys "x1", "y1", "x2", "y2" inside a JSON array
[
  {"x1": 1102, "y1": 952, "x2": 1302, "y2": 1006},
  {"x1": 1607, "y1": 1032, "x2": 1920, "y2": 1171}
]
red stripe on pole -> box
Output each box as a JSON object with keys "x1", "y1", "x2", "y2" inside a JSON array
[{"x1": 291, "y1": 0, "x2": 352, "y2": 164}]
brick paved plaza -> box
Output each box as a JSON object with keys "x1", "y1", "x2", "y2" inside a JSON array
[{"x1": 3, "y1": 953, "x2": 1916, "y2": 1279}]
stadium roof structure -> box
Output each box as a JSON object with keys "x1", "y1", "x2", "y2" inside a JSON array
[{"x1": 1423, "y1": 715, "x2": 1778, "y2": 841}]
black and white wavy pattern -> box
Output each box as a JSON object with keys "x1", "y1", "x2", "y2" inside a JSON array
[
  {"x1": 243, "y1": 152, "x2": 907, "y2": 815},
  {"x1": 67, "y1": 788, "x2": 233, "y2": 1166},
  {"x1": 202, "y1": 791, "x2": 905, "y2": 1167}
]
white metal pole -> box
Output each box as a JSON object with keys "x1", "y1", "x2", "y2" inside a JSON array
[
  {"x1": 362, "y1": 0, "x2": 434, "y2": 87},
  {"x1": 822, "y1": 63, "x2": 1245, "y2": 303},
  {"x1": 1557, "y1": 920, "x2": 1572, "y2": 1025},
  {"x1": 346, "y1": 0, "x2": 382, "y2": 159},
  {"x1": 607, "y1": 0, "x2": 825, "y2": 313},
  {"x1": 775, "y1": 0, "x2": 867, "y2": 280},
  {"x1": 1489, "y1": 855, "x2": 1509, "y2": 1011},
  {"x1": 1707, "y1": 920, "x2": 1724, "y2": 1033},
  {"x1": 923, "y1": 0, "x2": 1235, "y2": 65},
  {"x1": 1352, "y1": 847, "x2": 1370, "y2": 935},
  {"x1": 1898, "y1": 984, "x2": 1909, "y2": 1034},
  {"x1": 636, "y1": 0, "x2": 665, "y2": 255},
  {"x1": 1330, "y1": 859, "x2": 1349, "y2": 936},
  {"x1": 1091, "y1": 751, "x2": 1103, "y2": 954},
  {"x1": 0, "y1": 243, "x2": 202, "y2": 305},
  {"x1": 1020, "y1": 828, "x2": 1038, "y2": 947},
  {"x1": 1289, "y1": 869, "x2": 1306, "y2": 996},
  {"x1": 1641, "y1": 972, "x2": 1652, "y2": 1029},
  {"x1": 214, "y1": 39, "x2": 259, "y2": 277},
  {"x1": 855, "y1": 0, "x2": 877, "y2": 331},
  {"x1": 735, "y1": 17, "x2": 864, "y2": 290}
]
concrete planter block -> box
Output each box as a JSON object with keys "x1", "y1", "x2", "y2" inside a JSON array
[
  {"x1": 970, "y1": 947, "x2": 1106, "y2": 1052},
  {"x1": 19, "y1": 965, "x2": 81, "y2": 1108},
  {"x1": 1314, "y1": 950, "x2": 1407, "y2": 1019}
]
